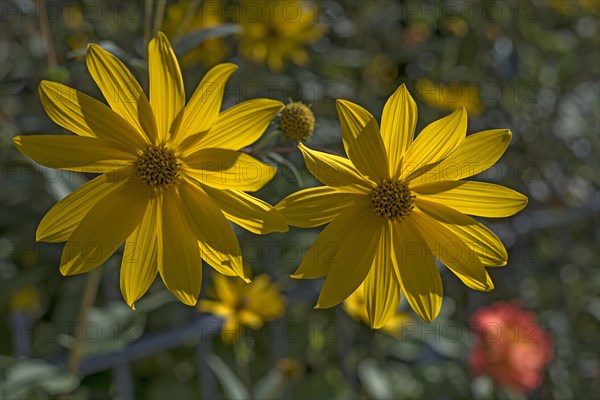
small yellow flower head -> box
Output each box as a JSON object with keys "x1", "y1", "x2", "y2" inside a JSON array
[{"x1": 279, "y1": 102, "x2": 315, "y2": 141}]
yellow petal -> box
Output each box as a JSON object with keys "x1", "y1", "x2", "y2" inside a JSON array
[
  {"x1": 121, "y1": 195, "x2": 159, "y2": 308},
  {"x1": 199, "y1": 242, "x2": 242, "y2": 279},
  {"x1": 409, "y1": 210, "x2": 492, "y2": 291},
  {"x1": 178, "y1": 181, "x2": 246, "y2": 280},
  {"x1": 201, "y1": 185, "x2": 287, "y2": 234},
  {"x1": 335, "y1": 99, "x2": 388, "y2": 181},
  {"x1": 37, "y1": 167, "x2": 134, "y2": 242},
  {"x1": 415, "y1": 198, "x2": 508, "y2": 267},
  {"x1": 238, "y1": 310, "x2": 263, "y2": 328},
  {"x1": 381, "y1": 313, "x2": 412, "y2": 337},
  {"x1": 210, "y1": 273, "x2": 239, "y2": 305},
  {"x1": 86, "y1": 44, "x2": 157, "y2": 144},
  {"x1": 149, "y1": 32, "x2": 185, "y2": 142},
  {"x1": 313, "y1": 205, "x2": 384, "y2": 308},
  {"x1": 412, "y1": 180, "x2": 528, "y2": 218},
  {"x1": 38, "y1": 81, "x2": 146, "y2": 150},
  {"x1": 198, "y1": 300, "x2": 235, "y2": 318},
  {"x1": 158, "y1": 190, "x2": 202, "y2": 306},
  {"x1": 343, "y1": 285, "x2": 369, "y2": 324},
  {"x1": 183, "y1": 148, "x2": 276, "y2": 192},
  {"x1": 393, "y1": 219, "x2": 443, "y2": 322},
  {"x1": 247, "y1": 284, "x2": 285, "y2": 320},
  {"x1": 60, "y1": 181, "x2": 150, "y2": 275},
  {"x1": 267, "y1": 52, "x2": 285, "y2": 72},
  {"x1": 410, "y1": 129, "x2": 512, "y2": 186},
  {"x1": 400, "y1": 107, "x2": 467, "y2": 181},
  {"x1": 291, "y1": 199, "x2": 371, "y2": 279},
  {"x1": 276, "y1": 186, "x2": 365, "y2": 228},
  {"x1": 298, "y1": 143, "x2": 372, "y2": 192},
  {"x1": 247, "y1": 275, "x2": 270, "y2": 294},
  {"x1": 220, "y1": 317, "x2": 243, "y2": 343},
  {"x1": 181, "y1": 99, "x2": 284, "y2": 153},
  {"x1": 13, "y1": 135, "x2": 136, "y2": 173},
  {"x1": 363, "y1": 222, "x2": 402, "y2": 328},
  {"x1": 174, "y1": 63, "x2": 238, "y2": 144},
  {"x1": 380, "y1": 84, "x2": 417, "y2": 176}
]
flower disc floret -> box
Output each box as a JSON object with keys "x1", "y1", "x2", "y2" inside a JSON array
[
  {"x1": 137, "y1": 146, "x2": 181, "y2": 187},
  {"x1": 370, "y1": 180, "x2": 415, "y2": 221},
  {"x1": 280, "y1": 102, "x2": 315, "y2": 141}
]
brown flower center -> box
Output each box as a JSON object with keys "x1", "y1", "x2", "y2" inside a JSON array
[
  {"x1": 137, "y1": 146, "x2": 181, "y2": 188},
  {"x1": 370, "y1": 180, "x2": 415, "y2": 221}
]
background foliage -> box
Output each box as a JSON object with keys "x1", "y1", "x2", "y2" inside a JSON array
[{"x1": 1, "y1": 0, "x2": 599, "y2": 399}]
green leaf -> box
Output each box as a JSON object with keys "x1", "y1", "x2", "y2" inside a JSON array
[
  {"x1": 253, "y1": 129, "x2": 283, "y2": 153},
  {"x1": 263, "y1": 151, "x2": 304, "y2": 187},
  {"x1": 66, "y1": 40, "x2": 136, "y2": 61},
  {"x1": 358, "y1": 358, "x2": 425, "y2": 399},
  {"x1": 1, "y1": 358, "x2": 80, "y2": 398},
  {"x1": 206, "y1": 354, "x2": 250, "y2": 400},
  {"x1": 253, "y1": 368, "x2": 286, "y2": 400},
  {"x1": 358, "y1": 358, "x2": 393, "y2": 400},
  {"x1": 57, "y1": 301, "x2": 146, "y2": 356},
  {"x1": 173, "y1": 24, "x2": 243, "y2": 56}
]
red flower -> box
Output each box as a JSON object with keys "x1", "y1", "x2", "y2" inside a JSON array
[{"x1": 469, "y1": 301, "x2": 554, "y2": 393}]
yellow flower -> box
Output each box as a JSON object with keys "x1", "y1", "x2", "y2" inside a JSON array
[
  {"x1": 13, "y1": 33, "x2": 287, "y2": 308},
  {"x1": 237, "y1": 0, "x2": 325, "y2": 72},
  {"x1": 276, "y1": 84, "x2": 527, "y2": 326},
  {"x1": 343, "y1": 283, "x2": 411, "y2": 337},
  {"x1": 198, "y1": 273, "x2": 287, "y2": 342},
  {"x1": 416, "y1": 79, "x2": 483, "y2": 115},
  {"x1": 162, "y1": 0, "x2": 228, "y2": 67}
]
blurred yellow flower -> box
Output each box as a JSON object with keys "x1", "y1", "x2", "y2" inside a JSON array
[
  {"x1": 199, "y1": 273, "x2": 287, "y2": 342},
  {"x1": 63, "y1": 3, "x2": 92, "y2": 32},
  {"x1": 579, "y1": 0, "x2": 600, "y2": 14},
  {"x1": 443, "y1": 18, "x2": 469, "y2": 38},
  {"x1": 343, "y1": 283, "x2": 411, "y2": 337},
  {"x1": 416, "y1": 79, "x2": 483, "y2": 115},
  {"x1": 547, "y1": 0, "x2": 599, "y2": 15},
  {"x1": 163, "y1": 0, "x2": 228, "y2": 67},
  {"x1": 276, "y1": 84, "x2": 527, "y2": 326},
  {"x1": 363, "y1": 54, "x2": 399, "y2": 96},
  {"x1": 63, "y1": 3, "x2": 93, "y2": 55},
  {"x1": 9, "y1": 287, "x2": 40, "y2": 314},
  {"x1": 237, "y1": 0, "x2": 325, "y2": 72},
  {"x1": 276, "y1": 358, "x2": 304, "y2": 380},
  {"x1": 13, "y1": 33, "x2": 287, "y2": 308}
]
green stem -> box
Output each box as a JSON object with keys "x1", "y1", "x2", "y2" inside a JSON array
[
  {"x1": 152, "y1": 0, "x2": 167, "y2": 38},
  {"x1": 144, "y1": 0, "x2": 153, "y2": 56},
  {"x1": 68, "y1": 268, "x2": 102, "y2": 373},
  {"x1": 37, "y1": 0, "x2": 57, "y2": 67},
  {"x1": 241, "y1": 145, "x2": 343, "y2": 157},
  {"x1": 233, "y1": 331, "x2": 252, "y2": 391}
]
